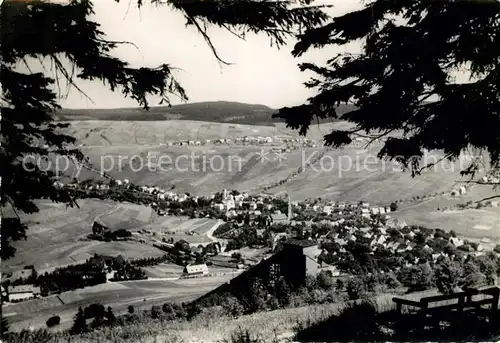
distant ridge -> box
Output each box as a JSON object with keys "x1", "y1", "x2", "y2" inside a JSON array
[{"x1": 55, "y1": 101, "x2": 357, "y2": 126}]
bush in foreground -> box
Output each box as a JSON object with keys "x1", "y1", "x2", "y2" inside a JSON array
[{"x1": 46, "y1": 315, "x2": 60, "y2": 328}]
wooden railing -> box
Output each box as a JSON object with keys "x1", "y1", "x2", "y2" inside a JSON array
[{"x1": 393, "y1": 286, "x2": 500, "y2": 323}]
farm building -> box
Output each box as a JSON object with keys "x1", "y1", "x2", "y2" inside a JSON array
[
  {"x1": 92, "y1": 221, "x2": 110, "y2": 235},
  {"x1": 183, "y1": 264, "x2": 209, "y2": 276},
  {"x1": 7, "y1": 285, "x2": 41, "y2": 302}
]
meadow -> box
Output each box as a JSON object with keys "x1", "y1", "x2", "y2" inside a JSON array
[
  {"x1": 3, "y1": 274, "x2": 235, "y2": 332},
  {"x1": 1, "y1": 199, "x2": 219, "y2": 274}
]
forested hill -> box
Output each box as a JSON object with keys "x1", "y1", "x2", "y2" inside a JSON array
[{"x1": 55, "y1": 101, "x2": 356, "y2": 126}]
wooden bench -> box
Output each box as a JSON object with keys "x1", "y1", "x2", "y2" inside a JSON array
[{"x1": 393, "y1": 286, "x2": 500, "y2": 323}]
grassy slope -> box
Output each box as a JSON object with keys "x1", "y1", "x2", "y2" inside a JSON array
[
  {"x1": 28, "y1": 292, "x2": 402, "y2": 343},
  {"x1": 3, "y1": 275, "x2": 236, "y2": 332},
  {"x1": 1, "y1": 200, "x2": 217, "y2": 272}
]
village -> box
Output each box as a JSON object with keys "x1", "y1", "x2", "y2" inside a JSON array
[{"x1": 3, "y1": 177, "x2": 500, "y2": 308}]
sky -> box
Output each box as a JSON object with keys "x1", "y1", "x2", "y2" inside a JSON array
[{"x1": 50, "y1": 0, "x2": 362, "y2": 109}]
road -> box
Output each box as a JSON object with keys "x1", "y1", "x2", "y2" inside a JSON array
[{"x1": 206, "y1": 219, "x2": 227, "y2": 244}]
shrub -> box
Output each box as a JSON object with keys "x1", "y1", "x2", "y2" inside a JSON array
[
  {"x1": 336, "y1": 301, "x2": 380, "y2": 339},
  {"x1": 316, "y1": 270, "x2": 334, "y2": 291},
  {"x1": 84, "y1": 303, "x2": 105, "y2": 319},
  {"x1": 151, "y1": 305, "x2": 162, "y2": 319},
  {"x1": 346, "y1": 278, "x2": 366, "y2": 300},
  {"x1": 221, "y1": 296, "x2": 245, "y2": 317},
  {"x1": 335, "y1": 279, "x2": 344, "y2": 292},
  {"x1": 223, "y1": 327, "x2": 264, "y2": 343},
  {"x1": 46, "y1": 316, "x2": 60, "y2": 328},
  {"x1": 71, "y1": 307, "x2": 87, "y2": 334},
  {"x1": 435, "y1": 259, "x2": 462, "y2": 294}
]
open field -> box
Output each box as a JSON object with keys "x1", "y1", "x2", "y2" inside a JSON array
[
  {"x1": 2, "y1": 274, "x2": 236, "y2": 332},
  {"x1": 1, "y1": 200, "x2": 217, "y2": 273},
  {"x1": 1, "y1": 199, "x2": 163, "y2": 272},
  {"x1": 142, "y1": 263, "x2": 184, "y2": 278},
  {"x1": 72, "y1": 140, "x2": 497, "y2": 207},
  {"x1": 394, "y1": 206, "x2": 500, "y2": 241},
  {"x1": 391, "y1": 185, "x2": 500, "y2": 241}
]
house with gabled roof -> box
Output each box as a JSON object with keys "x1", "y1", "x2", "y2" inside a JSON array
[{"x1": 183, "y1": 263, "x2": 209, "y2": 276}]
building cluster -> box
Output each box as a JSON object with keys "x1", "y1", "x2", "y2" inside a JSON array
[
  {"x1": 158, "y1": 136, "x2": 322, "y2": 148},
  {"x1": 314, "y1": 220, "x2": 488, "y2": 269},
  {"x1": 293, "y1": 200, "x2": 392, "y2": 219}
]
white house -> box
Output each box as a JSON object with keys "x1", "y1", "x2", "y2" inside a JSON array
[{"x1": 183, "y1": 264, "x2": 209, "y2": 276}]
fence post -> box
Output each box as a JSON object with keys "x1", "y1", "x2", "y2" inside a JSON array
[
  {"x1": 490, "y1": 287, "x2": 499, "y2": 319},
  {"x1": 458, "y1": 294, "x2": 465, "y2": 313},
  {"x1": 419, "y1": 299, "x2": 428, "y2": 329},
  {"x1": 397, "y1": 302, "x2": 402, "y2": 314}
]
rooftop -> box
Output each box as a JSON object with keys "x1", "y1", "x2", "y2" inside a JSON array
[
  {"x1": 283, "y1": 238, "x2": 318, "y2": 248},
  {"x1": 8, "y1": 285, "x2": 41, "y2": 294},
  {"x1": 184, "y1": 263, "x2": 209, "y2": 274}
]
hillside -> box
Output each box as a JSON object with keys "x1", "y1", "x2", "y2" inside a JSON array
[{"x1": 54, "y1": 101, "x2": 356, "y2": 126}]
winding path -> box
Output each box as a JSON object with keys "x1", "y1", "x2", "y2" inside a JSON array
[{"x1": 206, "y1": 219, "x2": 225, "y2": 243}]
